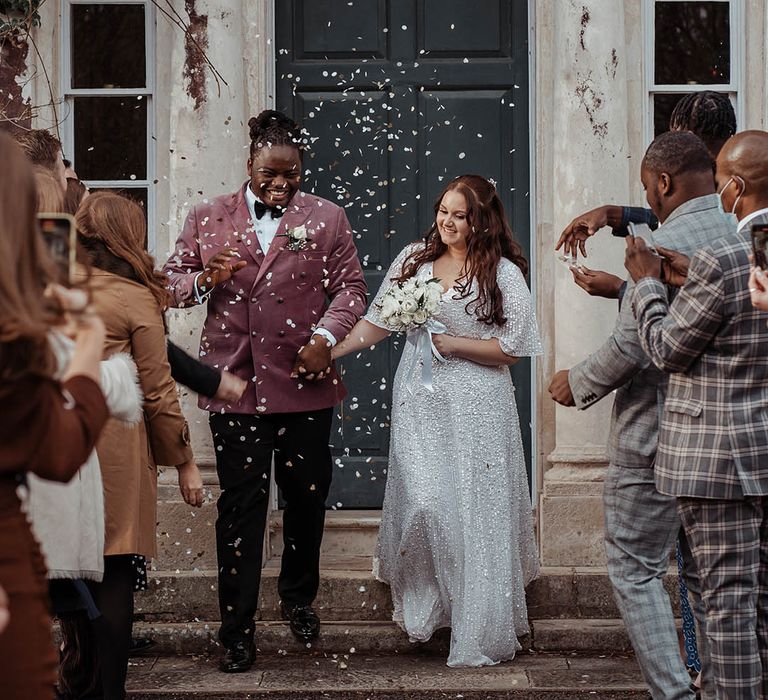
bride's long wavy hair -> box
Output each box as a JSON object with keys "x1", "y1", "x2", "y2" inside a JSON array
[{"x1": 396, "y1": 175, "x2": 528, "y2": 326}]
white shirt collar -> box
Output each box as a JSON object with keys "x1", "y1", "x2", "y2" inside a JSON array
[
  {"x1": 244, "y1": 183, "x2": 260, "y2": 221},
  {"x1": 738, "y1": 207, "x2": 768, "y2": 233}
]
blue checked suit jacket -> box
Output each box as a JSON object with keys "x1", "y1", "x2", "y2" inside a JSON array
[
  {"x1": 569, "y1": 195, "x2": 734, "y2": 469},
  {"x1": 633, "y1": 212, "x2": 768, "y2": 499}
]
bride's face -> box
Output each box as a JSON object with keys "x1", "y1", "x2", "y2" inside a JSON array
[{"x1": 436, "y1": 189, "x2": 470, "y2": 249}]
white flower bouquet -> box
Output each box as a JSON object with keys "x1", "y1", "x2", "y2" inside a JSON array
[{"x1": 377, "y1": 277, "x2": 444, "y2": 331}]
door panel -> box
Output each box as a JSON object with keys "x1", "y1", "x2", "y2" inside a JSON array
[{"x1": 276, "y1": 0, "x2": 530, "y2": 508}]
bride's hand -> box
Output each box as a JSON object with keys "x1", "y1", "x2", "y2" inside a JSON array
[{"x1": 431, "y1": 333, "x2": 456, "y2": 357}]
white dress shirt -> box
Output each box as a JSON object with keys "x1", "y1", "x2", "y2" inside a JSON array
[{"x1": 737, "y1": 207, "x2": 768, "y2": 233}]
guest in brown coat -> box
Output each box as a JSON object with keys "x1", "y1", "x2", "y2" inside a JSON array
[
  {"x1": 74, "y1": 191, "x2": 203, "y2": 699},
  {"x1": 0, "y1": 134, "x2": 109, "y2": 700}
]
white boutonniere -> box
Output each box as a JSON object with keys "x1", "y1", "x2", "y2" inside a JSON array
[{"x1": 281, "y1": 224, "x2": 309, "y2": 251}]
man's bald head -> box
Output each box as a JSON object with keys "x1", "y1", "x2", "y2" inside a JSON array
[{"x1": 716, "y1": 130, "x2": 768, "y2": 220}]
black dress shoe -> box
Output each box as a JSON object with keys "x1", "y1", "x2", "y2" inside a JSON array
[
  {"x1": 129, "y1": 636, "x2": 156, "y2": 656},
  {"x1": 281, "y1": 603, "x2": 320, "y2": 642},
  {"x1": 219, "y1": 641, "x2": 256, "y2": 673}
]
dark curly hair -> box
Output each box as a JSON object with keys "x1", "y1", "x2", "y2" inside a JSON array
[
  {"x1": 397, "y1": 175, "x2": 528, "y2": 327},
  {"x1": 248, "y1": 110, "x2": 304, "y2": 159}
]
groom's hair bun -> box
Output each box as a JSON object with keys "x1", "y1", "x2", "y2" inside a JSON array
[{"x1": 248, "y1": 110, "x2": 304, "y2": 158}]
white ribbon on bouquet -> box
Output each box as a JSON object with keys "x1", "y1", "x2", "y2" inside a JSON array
[{"x1": 405, "y1": 318, "x2": 448, "y2": 393}]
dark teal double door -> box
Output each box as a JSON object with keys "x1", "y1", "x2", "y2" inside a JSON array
[{"x1": 276, "y1": 0, "x2": 531, "y2": 507}]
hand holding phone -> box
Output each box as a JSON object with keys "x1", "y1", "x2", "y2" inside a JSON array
[
  {"x1": 751, "y1": 223, "x2": 768, "y2": 270},
  {"x1": 37, "y1": 213, "x2": 76, "y2": 286}
]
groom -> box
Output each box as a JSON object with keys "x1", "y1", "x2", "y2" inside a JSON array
[{"x1": 163, "y1": 111, "x2": 367, "y2": 672}]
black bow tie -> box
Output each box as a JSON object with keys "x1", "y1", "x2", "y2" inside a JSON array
[{"x1": 253, "y1": 199, "x2": 285, "y2": 220}]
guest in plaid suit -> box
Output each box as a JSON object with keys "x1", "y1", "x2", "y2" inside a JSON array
[
  {"x1": 549, "y1": 132, "x2": 732, "y2": 700},
  {"x1": 627, "y1": 130, "x2": 768, "y2": 699}
]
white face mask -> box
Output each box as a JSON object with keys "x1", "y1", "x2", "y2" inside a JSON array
[{"x1": 717, "y1": 175, "x2": 745, "y2": 221}]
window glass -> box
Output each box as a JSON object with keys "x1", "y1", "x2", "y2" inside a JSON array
[
  {"x1": 73, "y1": 96, "x2": 147, "y2": 180},
  {"x1": 654, "y1": 1, "x2": 730, "y2": 85},
  {"x1": 72, "y1": 4, "x2": 146, "y2": 89}
]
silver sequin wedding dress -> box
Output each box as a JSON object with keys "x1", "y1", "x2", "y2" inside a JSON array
[{"x1": 366, "y1": 243, "x2": 543, "y2": 668}]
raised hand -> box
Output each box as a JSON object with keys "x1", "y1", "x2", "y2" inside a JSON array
[
  {"x1": 198, "y1": 249, "x2": 247, "y2": 293},
  {"x1": 555, "y1": 205, "x2": 622, "y2": 259},
  {"x1": 570, "y1": 266, "x2": 624, "y2": 299},
  {"x1": 656, "y1": 246, "x2": 690, "y2": 288},
  {"x1": 291, "y1": 334, "x2": 332, "y2": 382}
]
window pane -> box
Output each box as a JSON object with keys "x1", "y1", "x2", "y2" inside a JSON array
[
  {"x1": 72, "y1": 3, "x2": 146, "y2": 89},
  {"x1": 653, "y1": 94, "x2": 683, "y2": 136},
  {"x1": 74, "y1": 96, "x2": 147, "y2": 180},
  {"x1": 655, "y1": 1, "x2": 730, "y2": 85}
]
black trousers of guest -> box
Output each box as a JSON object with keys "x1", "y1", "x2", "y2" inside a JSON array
[{"x1": 210, "y1": 409, "x2": 333, "y2": 648}]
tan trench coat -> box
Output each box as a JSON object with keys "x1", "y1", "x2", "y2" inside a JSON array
[{"x1": 80, "y1": 268, "x2": 192, "y2": 558}]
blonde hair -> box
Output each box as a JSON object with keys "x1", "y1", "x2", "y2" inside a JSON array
[
  {"x1": 0, "y1": 134, "x2": 59, "y2": 379},
  {"x1": 34, "y1": 166, "x2": 64, "y2": 213},
  {"x1": 76, "y1": 192, "x2": 170, "y2": 311}
]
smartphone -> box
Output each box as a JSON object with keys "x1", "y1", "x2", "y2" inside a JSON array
[
  {"x1": 37, "y1": 212, "x2": 76, "y2": 286},
  {"x1": 627, "y1": 222, "x2": 658, "y2": 254},
  {"x1": 751, "y1": 223, "x2": 768, "y2": 270}
]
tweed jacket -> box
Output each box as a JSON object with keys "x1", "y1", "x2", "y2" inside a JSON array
[
  {"x1": 569, "y1": 195, "x2": 733, "y2": 468},
  {"x1": 162, "y1": 184, "x2": 367, "y2": 415},
  {"x1": 633, "y1": 213, "x2": 768, "y2": 499}
]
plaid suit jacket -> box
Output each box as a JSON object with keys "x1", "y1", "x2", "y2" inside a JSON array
[
  {"x1": 569, "y1": 195, "x2": 733, "y2": 468},
  {"x1": 633, "y1": 213, "x2": 768, "y2": 499}
]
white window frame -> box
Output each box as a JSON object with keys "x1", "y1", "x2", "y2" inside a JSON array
[
  {"x1": 59, "y1": 0, "x2": 157, "y2": 252},
  {"x1": 643, "y1": 0, "x2": 744, "y2": 145}
]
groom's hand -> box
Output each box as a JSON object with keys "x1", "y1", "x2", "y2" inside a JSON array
[
  {"x1": 291, "y1": 334, "x2": 332, "y2": 382},
  {"x1": 199, "y1": 249, "x2": 247, "y2": 292},
  {"x1": 548, "y1": 369, "x2": 575, "y2": 407}
]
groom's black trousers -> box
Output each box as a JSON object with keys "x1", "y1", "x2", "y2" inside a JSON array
[{"x1": 209, "y1": 409, "x2": 333, "y2": 648}]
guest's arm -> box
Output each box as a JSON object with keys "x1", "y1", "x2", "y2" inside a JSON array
[
  {"x1": 567, "y1": 278, "x2": 652, "y2": 409},
  {"x1": 167, "y1": 340, "x2": 221, "y2": 398},
  {"x1": 631, "y1": 250, "x2": 724, "y2": 373}
]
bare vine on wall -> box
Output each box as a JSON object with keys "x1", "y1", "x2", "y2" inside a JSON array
[{"x1": 0, "y1": 0, "x2": 227, "y2": 134}]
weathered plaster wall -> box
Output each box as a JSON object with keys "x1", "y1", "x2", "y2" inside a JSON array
[
  {"x1": 537, "y1": 0, "x2": 635, "y2": 566},
  {"x1": 155, "y1": 0, "x2": 275, "y2": 470}
]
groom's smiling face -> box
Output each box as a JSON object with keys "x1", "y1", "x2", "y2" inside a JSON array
[{"x1": 248, "y1": 144, "x2": 302, "y2": 209}]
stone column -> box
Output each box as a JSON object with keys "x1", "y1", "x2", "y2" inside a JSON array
[
  {"x1": 537, "y1": 0, "x2": 633, "y2": 567},
  {"x1": 156, "y1": 0, "x2": 274, "y2": 471}
]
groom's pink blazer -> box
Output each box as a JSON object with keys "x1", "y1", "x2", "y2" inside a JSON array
[{"x1": 162, "y1": 182, "x2": 367, "y2": 415}]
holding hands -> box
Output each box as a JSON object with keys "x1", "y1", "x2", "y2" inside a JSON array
[{"x1": 292, "y1": 334, "x2": 333, "y2": 382}]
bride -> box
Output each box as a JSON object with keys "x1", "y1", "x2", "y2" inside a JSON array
[{"x1": 332, "y1": 175, "x2": 542, "y2": 667}]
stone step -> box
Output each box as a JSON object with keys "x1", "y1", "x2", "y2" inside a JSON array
[
  {"x1": 126, "y1": 652, "x2": 648, "y2": 699},
  {"x1": 139, "y1": 563, "x2": 682, "y2": 623},
  {"x1": 154, "y1": 500, "x2": 380, "y2": 570},
  {"x1": 269, "y1": 509, "x2": 381, "y2": 559},
  {"x1": 128, "y1": 619, "x2": 635, "y2": 657}
]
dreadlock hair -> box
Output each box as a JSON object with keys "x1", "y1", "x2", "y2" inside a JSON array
[
  {"x1": 642, "y1": 131, "x2": 715, "y2": 178},
  {"x1": 669, "y1": 91, "x2": 736, "y2": 155},
  {"x1": 248, "y1": 110, "x2": 304, "y2": 160},
  {"x1": 397, "y1": 175, "x2": 528, "y2": 327}
]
